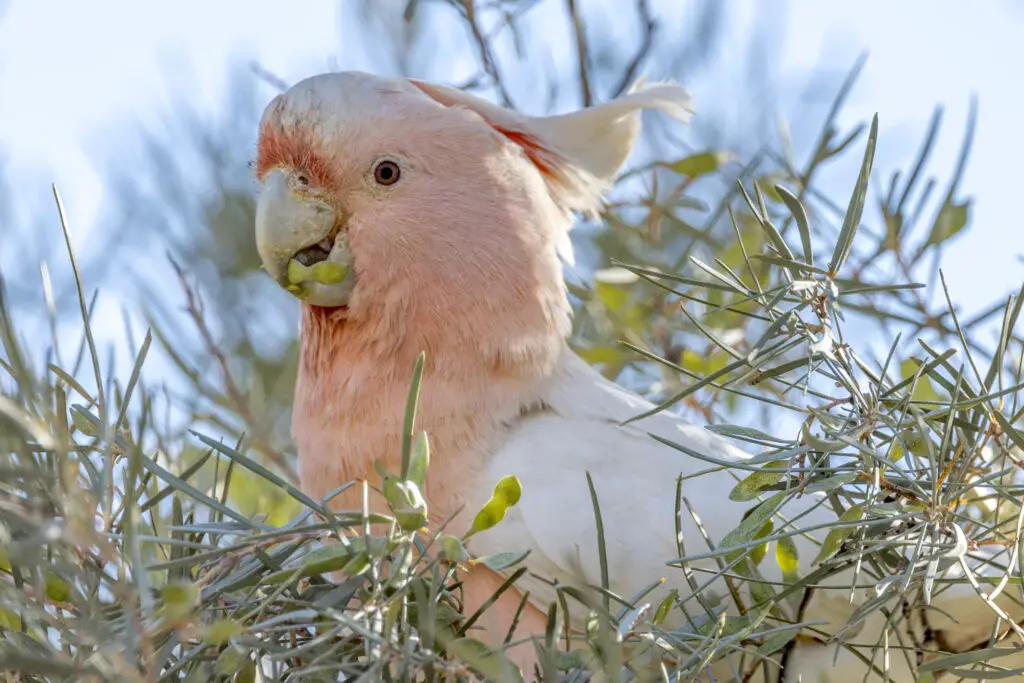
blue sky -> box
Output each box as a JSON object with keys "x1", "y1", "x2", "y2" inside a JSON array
[{"x1": 1, "y1": 0, "x2": 1022, "y2": 373}]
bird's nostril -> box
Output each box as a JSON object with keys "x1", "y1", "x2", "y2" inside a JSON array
[{"x1": 293, "y1": 244, "x2": 331, "y2": 267}]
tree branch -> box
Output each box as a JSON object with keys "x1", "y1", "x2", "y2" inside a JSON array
[
  {"x1": 459, "y1": 0, "x2": 516, "y2": 108},
  {"x1": 611, "y1": 0, "x2": 658, "y2": 98},
  {"x1": 564, "y1": 0, "x2": 592, "y2": 107}
]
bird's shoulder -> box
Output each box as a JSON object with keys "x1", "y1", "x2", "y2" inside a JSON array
[
  {"x1": 507, "y1": 347, "x2": 752, "y2": 470},
  {"x1": 465, "y1": 348, "x2": 755, "y2": 601}
]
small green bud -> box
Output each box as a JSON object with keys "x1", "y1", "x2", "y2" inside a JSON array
[
  {"x1": 467, "y1": 476, "x2": 523, "y2": 536},
  {"x1": 440, "y1": 534, "x2": 469, "y2": 562},
  {"x1": 493, "y1": 475, "x2": 522, "y2": 507},
  {"x1": 44, "y1": 572, "x2": 70, "y2": 602},
  {"x1": 383, "y1": 478, "x2": 428, "y2": 531}
]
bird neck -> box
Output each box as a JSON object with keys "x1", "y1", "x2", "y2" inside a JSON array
[{"x1": 291, "y1": 294, "x2": 568, "y2": 526}]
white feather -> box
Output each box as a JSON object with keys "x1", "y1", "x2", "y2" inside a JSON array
[{"x1": 528, "y1": 78, "x2": 693, "y2": 186}]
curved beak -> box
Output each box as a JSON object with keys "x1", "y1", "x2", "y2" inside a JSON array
[{"x1": 255, "y1": 170, "x2": 356, "y2": 307}]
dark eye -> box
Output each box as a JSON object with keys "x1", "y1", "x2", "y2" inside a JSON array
[
  {"x1": 296, "y1": 172, "x2": 310, "y2": 186},
  {"x1": 373, "y1": 160, "x2": 401, "y2": 186}
]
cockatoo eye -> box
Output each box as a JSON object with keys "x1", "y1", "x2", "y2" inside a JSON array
[
  {"x1": 296, "y1": 172, "x2": 310, "y2": 186},
  {"x1": 373, "y1": 160, "x2": 401, "y2": 186}
]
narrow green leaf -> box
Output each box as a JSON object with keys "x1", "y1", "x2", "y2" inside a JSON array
[
  {"x1": 828, "y1": 113, "x2": 879, "y2": 276},
  {"x1": 838, "y1": 282, "x2": 925, "y2": 295},
  {"x1": 926, "y1": 199, "x2": 970, "y2": 246},
  {"x1": 917, "y1": 646, "x2": 1024, "y2": 674},
  {"x1": 705, "y1": 424, "x2": 788, "y2": 443},
  {"x1": 586, "y1": 471, "x2": 610, "y2": 612},
  {"x1": 753, "y1": 357, "x2": 811, "y2": 384},
  {"x1": 801, "y1": 473, "x2": 858, "y2": 495},
  {"x1": 751, "y1": 254, "x2": 829, "y2": 276},
  {"x1": 474, "y1": 549, "x2": 531, "y2": 572},
  {"x1": 401, "y1": 351, "x2": 426, "y2": 479},
  {"x1": 757, "y1": 624, "x2": 802, "y2": 655},
  {"x1": 407, "y1": 431, "x2": 430, "y2": 489},
  {"x1": 776, "y1": 185, "x2": 814, "y2": 267}
]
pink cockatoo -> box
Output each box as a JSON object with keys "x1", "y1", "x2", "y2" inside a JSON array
[{"x1": 252, "y1": 71, "x2": 1024, "y2": 682}]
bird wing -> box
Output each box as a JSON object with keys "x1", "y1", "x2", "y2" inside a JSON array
[
  {"x1": 465, "y1": 349, "x2": 1024, "y2": 681},
  {"x1": 467, "y1": 348, "x2": 832, "y2": 627}
]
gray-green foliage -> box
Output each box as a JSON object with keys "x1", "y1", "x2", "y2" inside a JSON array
[{"x1": 1, "y1": 2, "x2": 1020, "y2": 682}]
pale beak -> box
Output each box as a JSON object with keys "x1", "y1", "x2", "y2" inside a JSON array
[{"x1": 255, "y1": 170, "x2": 356, "y2": 308}]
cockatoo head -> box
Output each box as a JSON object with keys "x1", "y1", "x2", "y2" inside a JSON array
[{"x1": 254, "y1": 70, "x2": 691, "y2": 348}]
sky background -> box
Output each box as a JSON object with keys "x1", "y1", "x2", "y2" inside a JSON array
[{"x1": 0, "y1": 0, "x2": 1022, "y2": 386}]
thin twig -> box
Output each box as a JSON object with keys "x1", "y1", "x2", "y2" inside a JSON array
[
  {"x1": 459, "y1": 0, "x2": 516, "y2": 108},
  {"x1": 611, "y1": 0, "x2": 657, "y2": 97},
  {"x1": 565, "y1": 0, "x2": 593, "y2": 107}
]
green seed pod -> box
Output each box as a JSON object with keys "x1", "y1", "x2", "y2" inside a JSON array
[
  {"x1": 310, "y1": 261, "x2": 348, "y2": 285},
  {"x1": 287, "y1": 259, "x2": 314, "y2": 285},
  {"x1": 493, "y1": 475, "x2": 522, "y2": 507}
]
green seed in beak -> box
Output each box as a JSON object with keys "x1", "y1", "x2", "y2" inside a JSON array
[
  {"x1": 287, "y1": 259, "x2": 313, "y2": 285},
  {"x1": 287, "y1": 259, "x2": 349, "y2": 286},
  {"x1": 310, "y1": 261, "x2": 348, "y2": 284}
]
